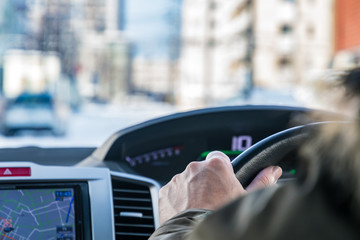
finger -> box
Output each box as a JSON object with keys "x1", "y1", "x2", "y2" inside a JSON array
[
  {"x1": 205, "y1": 151, "x2": 232, "y2": 167},
  {"x1": 246, "y1": 166, "x2": 282, "y2": 192},
  {"x1": 184, "y1": 161, "x2": 202, "y2": 176}
]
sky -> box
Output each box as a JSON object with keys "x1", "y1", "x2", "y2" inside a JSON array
[{"x1": 123, "y1": 0, "x2": 181, "y2": 60}]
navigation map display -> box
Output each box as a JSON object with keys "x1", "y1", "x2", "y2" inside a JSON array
[{"x1": 0, "y1": 186, "x2": 77, "y2": 240}]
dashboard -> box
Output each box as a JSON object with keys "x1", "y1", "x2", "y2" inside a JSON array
[
  {"x1": 84, "y1": 106, "x2": 324, "y2": 184},
  {"x1": 0, "y1": 106, "x2": 342, "y2": 240}
]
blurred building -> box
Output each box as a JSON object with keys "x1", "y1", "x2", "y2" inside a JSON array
[
  {"x1": 123, "y1": 0, "x2": 182, "y2": 102},
  {"x1": 295, "y1": 0, "x2": 335, "y2": 84},
  {"x1": 178, "y1": 0, "x2": 334, "y2": 107},
  {"x1": 0, "y1": 0, "x2": 129, "y2": 104},
  {"x1": 131, "y1": 58, "x2": 173, "y2": 100},
  {"x1": 75, "y1": 0, "x2": 131, "y2": 102},
  {"x1": 3, "y1": 50, "x2": 61, "y2": 98},
  {"x1": 332, "y1": 0, "x2": 360, "y2": 69},
  {"x1": 0, "y1": 0, "x2": 29, "y2": 94}
]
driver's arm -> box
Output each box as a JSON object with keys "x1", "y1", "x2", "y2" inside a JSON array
[{"x1": 149, "y1": 151, "x2": 282, "y2": 240}]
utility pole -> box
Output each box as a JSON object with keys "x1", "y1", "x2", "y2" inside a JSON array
[
  {"x1": 203, "y1": 0, "x2": 214, "y2": 105},
  {"x1": 243, "y1": 0, "x2": 254, "y2": 98},
  {"x1": 166, "y1": 0, "x2": 181, "y2": 104}
]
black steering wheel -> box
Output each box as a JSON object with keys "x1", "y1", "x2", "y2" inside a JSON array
[{"x1": 231, "y1": 123, "x2": 319, "y2": 188}]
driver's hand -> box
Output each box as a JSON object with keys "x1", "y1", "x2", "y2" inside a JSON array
[{"x1": 159, "y1": 151, "x2": 282, "y2": 224}]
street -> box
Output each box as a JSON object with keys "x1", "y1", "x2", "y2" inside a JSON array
[{"x1": 0, "y1": 100, "x2": 176, "y2": 148}]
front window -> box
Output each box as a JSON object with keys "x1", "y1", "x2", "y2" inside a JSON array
[{"x1": 0, "y1": 0, "x2": 356, "y2": 147}]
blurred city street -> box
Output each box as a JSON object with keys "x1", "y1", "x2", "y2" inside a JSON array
[
  {"x1": 0, "y1": 0, "x2": 357, "y2": 147},
  {"x1": 0, "y1": 97, "x2": 176, "y2": 148}
]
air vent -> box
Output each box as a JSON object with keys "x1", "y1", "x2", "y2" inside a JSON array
[{"x1": 112, "y1": 177, "x2": 155, "y2": 240}]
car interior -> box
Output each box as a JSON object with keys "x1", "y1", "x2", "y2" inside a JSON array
[
  {"x1": 0, "y1": 0, "x2": 355, "y2": 239},
  {"x1": 0, "y1": 105, "x2": 345, "y2": 239}
]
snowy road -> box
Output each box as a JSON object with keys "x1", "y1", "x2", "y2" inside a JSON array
[{"x1": 0, "y1": 101, "x2": 176, "y2": 148}]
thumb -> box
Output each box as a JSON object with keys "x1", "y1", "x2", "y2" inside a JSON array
[{"x1": 245, "y1": 166, "x2": 282, "y2": 192}]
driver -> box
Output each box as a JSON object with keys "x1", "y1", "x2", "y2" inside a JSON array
[{"x1": 149, "y1": 68, "x2": 360, "y2": 240}]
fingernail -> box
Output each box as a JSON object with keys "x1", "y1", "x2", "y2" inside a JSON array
[{"x1": 272, "y1": 166, "x2": 282, "y2": 181}]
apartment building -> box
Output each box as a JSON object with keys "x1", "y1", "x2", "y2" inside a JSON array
[
  {"x1": 178, "y1": 0, "x2": 334, "y2": 107},
  {"x1": 333, "y1": 0, "x2": 360, "y2": 68}
]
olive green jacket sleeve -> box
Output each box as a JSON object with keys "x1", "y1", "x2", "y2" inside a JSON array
[
  {"x1": 149, "y1": 185, "x2": 359, "y2": 240},
  {"x1": 149, "y1": 187, "x2": 277, "y2": 240},
  {"x1": 149, "y1": 209, "x2": 211, "y2": 240}
]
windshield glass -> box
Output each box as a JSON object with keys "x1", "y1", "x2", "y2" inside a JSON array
[{"x1": 0, "y1": 0, "x2": 354, "y2": 147}]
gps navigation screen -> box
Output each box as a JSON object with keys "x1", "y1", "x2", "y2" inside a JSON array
[{"x1": 0, "y1": 187, "x2": 76, "y2": 240}]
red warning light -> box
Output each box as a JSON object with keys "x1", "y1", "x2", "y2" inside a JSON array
[{"x1": 0, "y1": 167, "x2": 31, "y2": 177}]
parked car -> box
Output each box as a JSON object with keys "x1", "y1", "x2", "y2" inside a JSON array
[{"x1": 1, "y1": 93, "x2": 64, "y2": 136}]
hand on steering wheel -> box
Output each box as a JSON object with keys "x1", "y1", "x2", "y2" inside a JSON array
[{"x1": 158, "y1": 151, "x2": 282, "y2": 224}]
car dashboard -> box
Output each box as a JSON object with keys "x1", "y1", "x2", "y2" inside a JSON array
[{"x1": 0, "y1": 106, "x2": 341, "y2": 240}]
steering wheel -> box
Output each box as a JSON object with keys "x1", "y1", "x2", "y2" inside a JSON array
[{"x1": 231, "y1": 123, "x2": 318, "y2": 188}]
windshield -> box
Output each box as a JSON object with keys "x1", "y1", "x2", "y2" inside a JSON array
[{"x1": 0, "y1": 0, "x2": 355, "y2": 147}]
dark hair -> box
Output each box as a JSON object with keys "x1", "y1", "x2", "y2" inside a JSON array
[
  {"x1": 342, "y1": 68, "x2": 360, "y2": 99},
  {"x1": 300, "y1": 67, "x2": 360, "y2": 223}
]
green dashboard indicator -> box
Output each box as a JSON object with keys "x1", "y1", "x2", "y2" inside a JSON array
[{"x1": 200, "y1": 150, "x2": 243, "y2": 159}]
